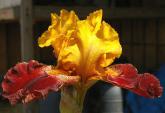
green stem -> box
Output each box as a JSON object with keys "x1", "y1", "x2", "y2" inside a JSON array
[{"x1": 60, "y1": 85, "x2": 87, "y2": 113}]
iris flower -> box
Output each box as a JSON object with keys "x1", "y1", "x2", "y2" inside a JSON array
[{"x1": 1, "y1": 9, "x2": 162, "y2": 113}]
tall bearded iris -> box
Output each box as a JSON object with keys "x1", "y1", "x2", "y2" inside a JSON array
[{"x1": 1, "y1": 9, "x2": 162, "y2": 113}]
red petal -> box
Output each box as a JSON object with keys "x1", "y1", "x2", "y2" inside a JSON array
[
  {"x1": 1, "y1": 60, "x2": 79, "y2": 105},
  {"x1": 103, "y1": 64, "x2": 163, "y2": 98}
]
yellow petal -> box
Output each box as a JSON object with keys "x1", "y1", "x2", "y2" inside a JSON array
[
  {"x1": 58, "y1": 44, "x2": 81, "y2": 71},
  {"x1": 51, "y1": 13, "x2": 59, "y2": 25},
  {"x1": 38, "y1": 9, "x2": 79, "y2": 56},
  {"x1": 97, "y1": 21, "x2": 118, "y2": 41},
  {"x1": 87, "y1": 9, "x2": 102, "y2": 33},
  {"x1": 38, "y1": 27, "x2": 57, "y2": 48},
  {"x1": 75, "y1": 17, "x2": 122, "y2": 79},
  {"x1": 60, "y1": 9, "x2": 79, "y2": 30},
  {"x1": 38, "y1": 9, "x2": 122, "y2": 83},
  {"x1": 97, "y1": 21, "x2": 122, "y2": 67},
  {"x1": 38, "y1": 30, "x2": 52, "y2": 48}
]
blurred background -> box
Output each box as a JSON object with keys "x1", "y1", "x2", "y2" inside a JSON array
[{"x1": 0, "y1": 0, "x2": 165, "y2": 113}]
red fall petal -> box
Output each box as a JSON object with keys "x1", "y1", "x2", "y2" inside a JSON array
[
  {"x1": 1, "y1": 60, "x2": 79, "y2": 105},
  {"x1": 103, "y1": 64, "x2": 163, "y2": 98}
]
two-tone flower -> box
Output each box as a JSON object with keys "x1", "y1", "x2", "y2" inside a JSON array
[{"x1": 1, "y1": 9, "x2": 162, "y2": 113}]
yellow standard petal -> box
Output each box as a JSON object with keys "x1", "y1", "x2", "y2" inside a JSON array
[
  {"x1": 75, "y1": 12, "x2": 122, "y2": 80},
  {"x1": 58, "y1": 44, "x2": 81, "y2": 71},
  {"x1": 38, "y1": 9, "x2": 122, "y2": 83},
  {"x1": 97, "y1": 21, "x2": 122, "y2": 67},
  {"x1": 38, "y1": 9, "x2": 79, "y2": 56},
  {"x1": 87, "y1": 9, "x2": 102, "y2": 33}
]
